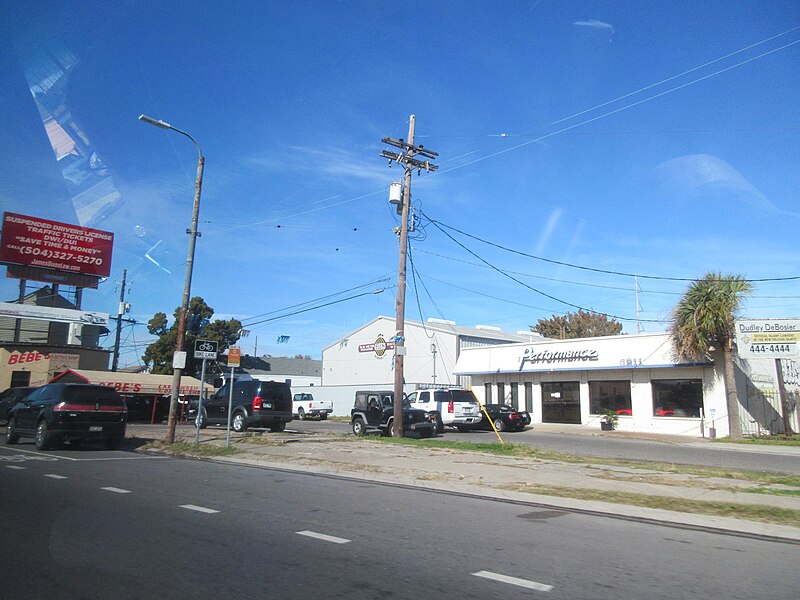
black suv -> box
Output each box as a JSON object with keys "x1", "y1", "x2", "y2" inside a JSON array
[
  {"x1": 5, "y1": 383, "x2": 127, "y2": 450},
  {"x1": 194, "y1": 379, "x2": 293, "y2": 433},
  {"x1": 350, "y1": 390, "x2": 434, "y2": 438},
  {"x1": 0, "y1": 386, "x2": 35, "y2": 424}
]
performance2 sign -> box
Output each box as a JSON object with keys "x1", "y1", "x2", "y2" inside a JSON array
[{"x1": 0, "y1": 212, "x2": 114, "y2": 277}]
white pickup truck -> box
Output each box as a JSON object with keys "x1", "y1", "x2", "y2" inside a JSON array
[{"x1": 292, "y1": 393, "x2": 333, "y2": 420}]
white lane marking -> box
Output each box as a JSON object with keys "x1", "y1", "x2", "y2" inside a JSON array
[
  {"x1": 44, "y1": 474, "x2": 68, "y2": 479},
  {"x1": 472, "y1": 571, "x2": 553, "y2": 592},
  {"x1": 101, "y1": 487, "x2": 132, "y2": 494},
  {"x1": 180, "y1": 504, "x2": 220, "y2": 514},
  {"x1": 0, "y1": 446, "x2": 75, "y2": 461},
  {"x1": 296, "y1": 530, "x2": 351, "y2": 545},
  {"x1": 5, "y1": 465, "x2": 25, "y2": 470}
]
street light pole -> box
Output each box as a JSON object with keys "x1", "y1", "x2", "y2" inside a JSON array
[{"x1": 139, "y1": 114, "x2": 205, "y2": 444}]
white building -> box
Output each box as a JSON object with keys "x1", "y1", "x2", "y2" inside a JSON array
[
  {"x1": 454, "y1": 332, "x2": 799, "y2": 438},
  {"x1": 294, "y1": 316, "x2": 535, "y2": 415}
]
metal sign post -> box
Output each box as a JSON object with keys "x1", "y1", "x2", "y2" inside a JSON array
[
  {"x1": 193, "y1": 340, "x2": 218, "y2": 444},
  {"x1": 195, "y1": 357, "x2": 208, "y2": 444},
  {"x1": 226, "y1": 347, "x2": 241, "y2": 447}
]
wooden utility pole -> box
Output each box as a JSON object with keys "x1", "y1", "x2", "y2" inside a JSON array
[
  {"x1": 380, "y1": 115, "x2": 438, "y2": 436},
  {"x1": 111, "y1": 269, "x2": 128, "y2": 372}
]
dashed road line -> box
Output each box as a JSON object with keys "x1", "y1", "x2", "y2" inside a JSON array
[
  {"x1": 296, "y1": 530, "x2": 351, "y2": 544},
  {"x1": 44, "y1": 474, "x2": 68, "y2": 479},
  {"x1": 101, "y1": 487, "x2": 132, "y2": 494},
  {"x1": 180, "y1": 504, "x2": 220, "y2": 514},
  {"x1": 5, "y1": 465, "x2": 25, "y2": 470},
  {"x1": 472, "y1": 571, "x2": 553, "y2": 592}
]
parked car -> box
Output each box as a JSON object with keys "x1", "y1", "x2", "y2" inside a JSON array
[
  {"x1": 292, "y1": 392, "x2": 333, "y2": 420},
  {"x1": 193, "y1": 380, "x2": 293, "y2": 433},
  {"x1": 350, "y1": 390, "x2": 435, "y2": 438},
  {"x1": 0, "y1": 385, "x2": 35, "y2": 424},
  {"x1": 474, "y1": 404, "x2": 531, "y2": 432},
  {"x1": 5, "y1": 383, "x2": 127, "y2": 450},
  {"x1": 407, "y1": 388, "x2": 482, "y2": 433}
]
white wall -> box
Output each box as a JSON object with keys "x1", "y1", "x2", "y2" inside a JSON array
[{"x1": 322, "y1": 317, "x2": 458, "y2": 387}]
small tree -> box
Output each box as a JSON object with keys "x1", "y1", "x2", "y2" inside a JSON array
[
  {"x1": 143, "y1": 296, "x2": 242, "y2": 378},
  {"x1": 670, "y1": 272, "x2": 752, "y2": 440},
  {"x1": 531, "y1": 309, "x2": 623, "y2": 339}
]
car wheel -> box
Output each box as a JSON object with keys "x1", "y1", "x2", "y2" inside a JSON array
[
  {"x1": 298, "y1": 408, "x2": 306, "y2": 420},
  {"x1": 270, "y1": 421, "x2": 286, "y2": 433},
  {"x1": 351, "y1": 417, "x2": 366, "y2": 436},
  {"x1": 196, "y1": 408, "x2": 208, "y2": 429},
  {"x1": 493, "y1": 418, "x2": 506, "y2": 432},
  {"x1": 5, "y1": 417, "x2": 19, "y2": 445},
  {"x1": 434, "y1": 414, "x2": 444, "y2": 434},
  {"x1": 35, "y1": 420, "x2": 53, "y2": 451},
  {"x1": 232, "y1": 411, "x2": 247, "y2": 433},
  {"x1": 456, "y1": 425, "x2": 472, "y2": 433},
  {"x1": 319, "y1": 413, "x2": 328, "y2": 421}
]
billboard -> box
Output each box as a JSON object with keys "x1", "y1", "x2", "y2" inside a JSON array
[
  {"x1": 735, "y1": 319, "x2": 800, "y2": 359},
  {"x1": 0, "y1": 302, "x2": 109, "y2": 327},
  {"x1": 0, "y1": 212, "x2": 113, "y2": 278}
]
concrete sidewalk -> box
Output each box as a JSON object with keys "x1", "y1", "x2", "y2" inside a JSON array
[{"x1": 128, "y1": 423, "x2": 800, "y2": 543}]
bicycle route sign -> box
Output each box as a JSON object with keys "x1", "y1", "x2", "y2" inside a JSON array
[{"x1": 194, "y1": 339, "x2": 218, "y2": 360}]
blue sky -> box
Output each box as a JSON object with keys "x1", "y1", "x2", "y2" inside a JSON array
[{"x1": 1, "y1": 1, "x2": 798, "y2": 366}]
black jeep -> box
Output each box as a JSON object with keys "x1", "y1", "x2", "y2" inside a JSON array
[{"x1": 350, "y1": 390, "x2": 435, "y2": 438}]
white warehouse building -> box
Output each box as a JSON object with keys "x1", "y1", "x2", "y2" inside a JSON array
[{"x1": 295, "y1": 316, "x2": 535, "y2": 415}]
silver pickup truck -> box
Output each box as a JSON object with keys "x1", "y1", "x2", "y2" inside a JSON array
[{"x1": 292, "y1": 393, "x2": 333, "y2": 420}]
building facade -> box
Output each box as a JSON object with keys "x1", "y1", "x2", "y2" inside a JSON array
[
  {"x1": 454, "y1": 332, "x2": 799, "y2": 438},
  {"x1": 301, "y1": 316, "x2": 535, "y2": 415}
]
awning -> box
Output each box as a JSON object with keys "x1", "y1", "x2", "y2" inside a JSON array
[{"x1": 49, "y1": 369, "x2": 213, "y2": 396}]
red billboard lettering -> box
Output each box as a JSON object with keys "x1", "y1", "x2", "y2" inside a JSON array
[{"x1": 0, "y1": 212, "x2": 113, "y2": 277}]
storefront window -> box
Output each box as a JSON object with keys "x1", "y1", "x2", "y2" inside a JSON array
[
  {"x1": 510, "y1": 382, "x2": 519, "y2": 410},
  {"x1": 524, "y1": 382, "x2": 533, "y2": 412},
  {"x1": 589, "y1": 381, "x2": 632, "y2": 415},
  {"x1": 497, "y1": 382, "x2": 505, "y2": 404},
  {"x1": 652, "y1": 379, "x2": 702, "y2": 417},
  {"x1": 484, "y1": 383, "x2": 492, "y2": 404}
]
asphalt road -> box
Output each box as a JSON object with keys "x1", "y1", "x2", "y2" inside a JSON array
[
  {"x1": 2, "y1": 443, "x2": 799, "y2": 599},
  {"x1": 287, "y1": 419, "x2": 800, "y2": 474}
]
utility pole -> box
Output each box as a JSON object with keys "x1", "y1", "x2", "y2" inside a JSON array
[
  {"x1": 380, "y1": 115, "x2": 438, "y2": 437},
  {"x1": 111, "y1": 269, "x2": 128, "y2": 372},
  {"x1": 431, "y1": 342, "x2": 437, "y2": 384}
]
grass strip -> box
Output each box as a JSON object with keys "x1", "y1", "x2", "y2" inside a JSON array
[
  {"x1": 144, "y1": 441, "x2": 242, "y2": 457},
  {"x1": 365, "y1": 436, "x2": 800, "y2": 487},
  {"x1": 494, "y1": 483, "x2": 800, "y2": 527}
]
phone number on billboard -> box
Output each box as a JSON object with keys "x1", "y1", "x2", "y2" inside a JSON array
[
  {"x1": 749, "y1": 344, "x2": 794, "y2": 354},
  {"x1": 14, "y1": 246, "x2": 104, "y2": 265}
]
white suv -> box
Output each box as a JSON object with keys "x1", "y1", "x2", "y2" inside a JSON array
[{"x1": 407, "y1": 388, "x2": 482, "y2": 434}]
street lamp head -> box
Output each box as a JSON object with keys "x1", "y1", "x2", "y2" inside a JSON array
[{"x1": 138, "y1": 114, "x2": 172, "y2": 130}]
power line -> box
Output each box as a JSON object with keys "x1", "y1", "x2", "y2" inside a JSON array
[
  {"x1": 243, "y1": 288, "x2": 388, "y2": 328},
  {"x1": 424, "y1": 216, "x2": 667, "y2": 324},
  {"x1": 240, "y1": 276, "x2": 392, "y2": 324},
  {"x1": 422, "y1": 213, "x2": 800, "y2": 284}
]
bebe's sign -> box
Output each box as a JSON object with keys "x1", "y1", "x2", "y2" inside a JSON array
[
  {"x1": 97, "y1": 381, "x2": 143, "y2": 393},
  {"x1": 7, "y1": 351, "x2": 48, "y2": 365}
]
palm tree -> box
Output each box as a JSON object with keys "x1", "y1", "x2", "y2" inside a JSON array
[{"x1": 670, "y1": 272, "x2": 753, "y2": 440}]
